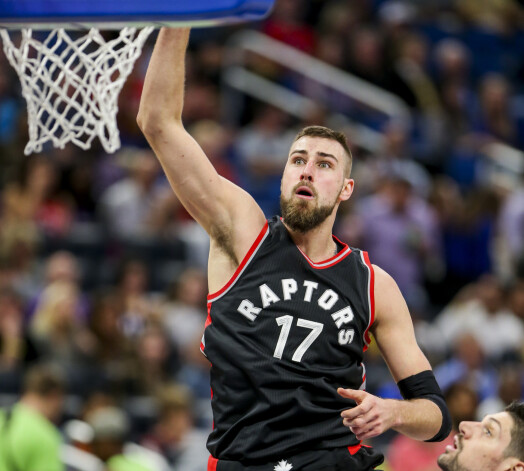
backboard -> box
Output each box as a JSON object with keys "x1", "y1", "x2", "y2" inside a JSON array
[{"x1": 0, "y1": 0, "x2": 275, "y2": 29}]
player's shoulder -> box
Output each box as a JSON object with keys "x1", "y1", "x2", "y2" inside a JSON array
[{"x1": 371, "y1": 264, "x2": 404, "y2": 304}]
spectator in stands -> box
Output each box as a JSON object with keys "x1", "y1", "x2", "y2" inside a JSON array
[
  {"x1": 374, "y1": 121, "x2": 432, "y2": 197},
  {"x1": 29, "y1": 281, "x2": 96, "y2": 389},
  {"x1": 0, "y1": 288, "x2": 38, "y2": 391},
  {"x1": 126, "y1": 324, "x2": 179, "y2": 396},
  {"x1": 262, "y1": 0, "x2": 316, "y2": 54},
  {"x1": 114, "y1": 258, "x2": 161, "y2": 341},
  {"x1": 434, "y1": 275, "x2": 524, "y2": 362},
  {"x1": 498, "y1": 181, "x2": 524, "y2": 277},
  {"x1": 86, "y1": 406, "x2": 165, "y2": 471},
  {"x1": 477, "y1": 366, "x2": 523, "y2": 419},
  {"x1": 0, "y1": 364, "x2": 65, "y2": 471},
  {"x1": 141, "y1": 384, "x2": 208, "y2": 471},
  {"x1": 235, "y1": 105, "x2": 294, "y2": 215},
  {"x1": 98, "y1": 148, "x2": 164, "y2": 242},
  {"x1": 356, "y1": 171, "x2": 441, "y2": 314},
  {"x1": 434, "y1": 333, "x2": 499, "y2": 402},
  {"x1": 472, "y1": 74, "x2": 524, "y2": 149},
  {"x1": 163, "y1": 267, "x2": 207, "y2": 354},
  {"x1": 26, "y1": 250, "x2": 89, "y2": 324}
]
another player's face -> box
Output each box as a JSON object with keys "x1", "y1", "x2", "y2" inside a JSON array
[
  {"x1": 437, "y1": 412, "x2": 518, "y2": 471},
  {"x1": 280, "y1": 136, "x2": 353, "y2": 232}
]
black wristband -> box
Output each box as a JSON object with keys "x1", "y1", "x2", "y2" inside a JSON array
[{"x1": 397, "y1": 370, "x2": 452, "y2": 442}]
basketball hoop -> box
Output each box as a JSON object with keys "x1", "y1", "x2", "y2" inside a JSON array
[
  {"x1": 1, "y1": 27, "x2": 153, "y2": 155},
  {"x1": 0, "y1": 0, "x2": 275, "y2": 154}
]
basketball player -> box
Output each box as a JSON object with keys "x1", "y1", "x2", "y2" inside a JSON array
[
  {"x1": 137, "y1": 28, "x2": 451, "y2": 471},
  {"x1": 438, "y1": 402, "x2": 524, "y2": 471}
]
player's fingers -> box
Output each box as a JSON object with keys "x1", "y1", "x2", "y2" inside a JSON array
[
  {"x1": 345, "y1": 419, "x2": 383, "y2": 440},
  {"x1": 354, "y1": 425, "x2": 382, "y2": 441},
  {"x1": 337, "y1": 388, "x2": 367, "y2": 402},
  {"x1": 340, "y1": 399, "x2": 374, "y2": 421},
  {"x1": 343, "y1": 409, "x2": 379, "y2": 428}
]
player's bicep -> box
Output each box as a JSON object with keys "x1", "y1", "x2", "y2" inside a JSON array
[
  {"x1": 146, "y1": 123, "x2": 264, "y2": 235},
  {"x1": 371, "y1": 266, "x2": 432, "y2": 382}
]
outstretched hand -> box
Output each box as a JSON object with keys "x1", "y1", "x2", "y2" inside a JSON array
[{"x1": 337, "y1": 388, "x2": 398, "y2": 441}]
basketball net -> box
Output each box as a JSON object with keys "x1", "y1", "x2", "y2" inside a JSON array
[{"x1": 0, "y1": 27, "x2": 154, "y2": 155}]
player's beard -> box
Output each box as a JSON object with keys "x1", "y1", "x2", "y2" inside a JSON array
[
  {"x1": 280, "y1": 189, "x2": 338, "y2": 233},
  {"x1": 437, "y1": 450, "x2": 467, "y2": 471}
]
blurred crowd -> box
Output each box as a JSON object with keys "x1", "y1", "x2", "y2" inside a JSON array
[{"x1": 0, "y1": 0, "x2": 523, "y2": 470}]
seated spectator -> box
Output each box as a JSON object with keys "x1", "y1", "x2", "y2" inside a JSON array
[
  {"x1": 477, "y1": 366, "x2": 523, "y2": 420},
  {"x1": 471, "y1": 74, "x2": 524, "y2": 149},
  {"x1": 125, "y1": 324, "x2": 180, "y2": 396},
  {"x1": 29, "y1": 281, "x2": 96, "y2": 388},
  {"x1": 0, "y1": 287, "x2": 38, "y2": 392},
  {"x1": 235, "y1": 104, "x2": 295, "y2": 216},
  {"x1": 434, "y1": 275, "x2": 524, "y2": 362},
  {"x1": 356, "y1": 172, "x2": 441, "y2": 314},
  {"x1": 26, "y1": 250, "x2": 89, "y2": 324},
  {"x1": 434, "y1": 333, "x2": 499, "y2": 402},
  {"x1": 262, "y1": 0, "x2": 316, "y2": 54},
  {"x1": 163, "y1": 267, "x2": 207, "y2": 354},
  {"x1": 0, "y1": 364, "x2": 66, "y2": 471},
  {"x1": 498, "y1": 183, "x2": 524, "y2": 277},
  {"x1": 86, "y1": 406, "x2": 168, "y2": 471},
  {"x1": 141, "y1": 384, "x2": 208, "y2": 471},
  {"x1": 98, "y1": 148, "x2": 164, "y2": 242}
]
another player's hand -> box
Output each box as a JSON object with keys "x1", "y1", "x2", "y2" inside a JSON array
[{"x1": 337, "y1": 388, "x2": 397, "y2": 440}]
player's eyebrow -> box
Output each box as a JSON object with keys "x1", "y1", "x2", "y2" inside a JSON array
[{"x1": 290, "y1": 149, "x2": 338, "y2": 162}]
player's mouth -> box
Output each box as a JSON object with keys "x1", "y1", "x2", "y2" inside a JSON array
[
  {"x1": 295, "y1": 185, "x2": 315, "y2": 200},
  {"x1": 445, "y1": 435, "x2": 462, "y2": 453}
]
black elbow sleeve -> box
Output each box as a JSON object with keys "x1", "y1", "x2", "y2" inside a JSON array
[{"x1": 397, "y1": 370, "x2": 452, "y2": 442}]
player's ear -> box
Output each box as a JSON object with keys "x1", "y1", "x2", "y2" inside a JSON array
[
  {"x1": 508, "y1": 461, "x2": 524, "y2": 471},
  {"x1": 339, "y1": 178, "x2": 354, "y2": 201}
]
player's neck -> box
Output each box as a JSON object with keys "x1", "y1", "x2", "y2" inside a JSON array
[{"x1": 285, "y1": 220, "x2": 338, "y2": 262}]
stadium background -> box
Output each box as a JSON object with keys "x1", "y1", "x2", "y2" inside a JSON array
[{"x1": 0, "y1": 0, "x2": 523, "y2": 470}]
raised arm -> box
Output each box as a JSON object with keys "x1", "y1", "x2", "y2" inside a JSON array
[
  {"x1": 137, "y1": 28, "x2": 265, "y2": 261},
  {"x1": 339, "y1": 265, "x2": 450, "y2": 442}
]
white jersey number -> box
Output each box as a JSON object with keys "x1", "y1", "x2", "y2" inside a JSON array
[{"x1": 273, "y1": 315, "x2": 323, "y2": 362}]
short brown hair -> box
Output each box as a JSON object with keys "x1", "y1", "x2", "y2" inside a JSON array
[
  {"x1": 504, "y1": 401, "x2": 524, "y2": 460},
  {"x1": 23, "y1": 364, "x2": 65, "y2": 397},
  {"x1": 293, "y1": 125, "x2": 353, "y2": 177}
]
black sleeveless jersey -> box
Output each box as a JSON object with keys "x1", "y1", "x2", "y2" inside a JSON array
[{"x1": 201, "y1": 216, "x2": 376, "y2": 462}]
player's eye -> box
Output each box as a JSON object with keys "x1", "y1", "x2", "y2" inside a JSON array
[
  {"x1": 484, "y1": 427, "x2": 492, "y2": 436},
  {"x1": 293, "y1": 157, "x2": 305, "y2": 165},
  {"x1": 318, "y1": 161, "x2": 331, "y2": 168}
]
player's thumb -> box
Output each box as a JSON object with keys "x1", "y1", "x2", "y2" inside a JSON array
[{"x1": 337, "y1": 387, "x2": 366, "y2": 402}]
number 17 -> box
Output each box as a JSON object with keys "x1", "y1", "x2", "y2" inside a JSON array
[{"x1": 273, "y1": 315, "x2": 324, "y2": 363}]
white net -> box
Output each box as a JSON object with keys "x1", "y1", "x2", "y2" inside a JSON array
[{"x1": 0, "y1": 27, "x2": 154, "y2": 155}]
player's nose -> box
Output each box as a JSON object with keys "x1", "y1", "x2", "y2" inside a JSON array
[
  {"x1": 300, "y1": 161, "x2": 314, "y2": 181},
  {"x1": 458, "y1": 421, "x2": 476, "y2": 438}
]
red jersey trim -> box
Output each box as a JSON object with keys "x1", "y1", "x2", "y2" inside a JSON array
[
  {"x1": 207, "y1": 221, "x2": 270, "y2": 303},
  {"x1": 207, "y1": 455, "x2": 218, "y2": 471},
  {"x1": 296, "y1": 234, "x2": 352, "y2": 269},
  {"x1": 348, "y1": 443, "x2": 362, "y2": 455},
  {"x1": 200, "y1": 302, "x2": 213, "y2": 356},
  {"x1": 360, "y1": 251, "x2": 375, "y2": 351}
]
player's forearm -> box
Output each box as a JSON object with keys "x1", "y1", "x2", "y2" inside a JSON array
[
  {"x1": 137, "y1": 27, "x2": 190, "y2": 132},
  {"x1": 388, "y1": 398, "x2": 443, "y2": 440}
]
